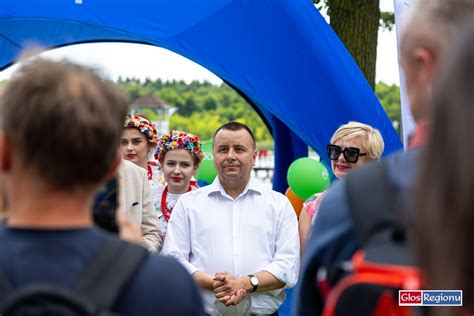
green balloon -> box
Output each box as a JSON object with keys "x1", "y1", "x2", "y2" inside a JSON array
[
  {"x1": 201, "y1": 140, "x2": 213, "y2": 161},
  {"x1": 196, "y1": 141, "x2": 216, "y2": 183},
  {"x1": 196, "y1": 159, "x2": 217, "y2": 184},
  {"x1": 287, "y1": 158, "x2": 330, "y2": 200}
]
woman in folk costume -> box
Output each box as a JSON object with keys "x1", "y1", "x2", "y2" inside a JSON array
[
  {"x1": 155, "y1": 130, "x2": 203, "y2": 236},
  {"x1": 120, "y1": 114, "x2": 165, "y2": 205}
]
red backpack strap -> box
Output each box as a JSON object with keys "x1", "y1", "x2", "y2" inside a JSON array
[
  {"x1": 351, "y1": 251, "x2": 421, "y2": 289},
  {"x1": 373, "y1": 290, "x2": 411, "y2": 316},
  {"x1": 322, "y1": 251, "x2": 422, "y2": 316}
]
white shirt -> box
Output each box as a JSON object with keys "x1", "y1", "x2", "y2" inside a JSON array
[
  {"x1": 155, "y1": 189, "x2": 183, "y2": 236},
  {"x1": 162, "y1": 178, "x2": 300, "y2": 315}
]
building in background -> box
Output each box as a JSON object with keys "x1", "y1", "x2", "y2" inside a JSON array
[{"x1": 130, "y1": 92, "x2": 176, "y2": 135}]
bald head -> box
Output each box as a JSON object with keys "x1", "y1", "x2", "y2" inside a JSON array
[
  {"x1": 402, "y1": 0, "x2": 474, "y2": 60},
  {"x1": 399, "y1": 0, "x2": 474, "y2": 123}
]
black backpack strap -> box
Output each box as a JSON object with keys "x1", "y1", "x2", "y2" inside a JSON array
[
  {"x1": 74, "y1": 238, "x2": 148, "y2": 310},
  {"x1": 345, "y1": 160, "x2": 396, "y2": 244},
  {"x1": 0, "y1": 284, "x2": 97, "y2": 315},
  {"x1": 345, "y1": 160, "x2": 412, "y2": 265}
]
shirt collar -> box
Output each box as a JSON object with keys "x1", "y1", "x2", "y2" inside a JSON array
[{"x1": 207, "y1": 177, "x2": 263, "y2": 198}]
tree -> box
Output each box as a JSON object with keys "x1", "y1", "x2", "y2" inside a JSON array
[
  {"x1": 203, "y1": 97, "x2": 217, "y2": 111},
  {"x1": 178, "y1": 97, "x2": 198, "y2": 116},
  {"x1": 314, "y1": 0, "x2": 394, "y2": 90},
  {"x1": 375, "y1": 82, "x2": 401, "y2": 135}
]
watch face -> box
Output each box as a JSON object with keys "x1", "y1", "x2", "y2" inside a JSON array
[{"x1": 250, "y1": 276, "x2": 258, "y2": 286}]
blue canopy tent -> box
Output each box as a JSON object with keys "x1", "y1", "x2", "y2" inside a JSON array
[{"x1": 0, "y1": 0, "x2": 402, "y2": 192}]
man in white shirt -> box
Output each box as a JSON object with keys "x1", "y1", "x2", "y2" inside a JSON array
[{"x1": 163, "y1": 122, "x2": 300, "y2": 315}]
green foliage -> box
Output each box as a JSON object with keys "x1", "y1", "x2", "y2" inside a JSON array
[
  {"x1": 117, "y1": 78, "x2": 401, "y2": 141},
  {"x1": 141, "y1": 108, "x2": 158, "y2": 121},
  {"x1": 170, "y1": 112, "x2": 222, "y2": 140},
  {"x1": 380, "y1": 11, "x2": 395, "y2": 31},
  {"x1": 376, "y1": 82, "x2": 401, "y2": 135},
  {"x1": 256, "y1": 140, "x2": 274, "y2": 151},
  {"x1": 117, "y1": 78, "x2": 272, "y2": 142},
  {"x1": 180, "y1": 97, "x2": 197, "y2": 116}
]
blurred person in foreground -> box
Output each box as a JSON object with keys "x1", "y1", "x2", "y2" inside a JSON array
[
  {"x1": 294, "y1": 0, "x2": 474, "y2": 314},
  {"x1": 0, "y1": 58, "x2": 204, "y2": 314},
  {"x1": 414, "y1": 20, "x2": 474, "y2": 316}
]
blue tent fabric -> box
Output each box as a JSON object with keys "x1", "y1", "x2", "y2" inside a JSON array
[
  {"x1": 271, "y1": 116, "x2": 308, "y2": 193},
  {"x1": 0, "y1": 0, "x2": 402, "y2": 193}
]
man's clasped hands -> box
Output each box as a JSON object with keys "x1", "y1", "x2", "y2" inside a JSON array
[{"x1": 212, "y1": 272, "x2": 251, "y2": 306}]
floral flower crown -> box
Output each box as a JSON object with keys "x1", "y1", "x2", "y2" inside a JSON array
[
  {"x1": 155, "y1": 130, "x2": 204, "y2": 165},
  {"x1": 124, "y1": 114, "x2": 158, "y2": 145}
]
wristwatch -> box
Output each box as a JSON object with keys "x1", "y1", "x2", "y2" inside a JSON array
[{"x1": 248, "y1": 274, "x2": 259, "y2": 293}]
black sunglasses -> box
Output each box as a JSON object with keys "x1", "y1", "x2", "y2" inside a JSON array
[{"x1": 327, "y1": 144, "x2": 367, "y2": 163}]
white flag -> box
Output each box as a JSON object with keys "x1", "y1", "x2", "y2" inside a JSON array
[{"x1": 393, "y1": 0, "x2": 415, "y2": 148}]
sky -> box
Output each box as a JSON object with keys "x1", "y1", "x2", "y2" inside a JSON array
[{"x1": 0, "y1": 0, "x2": 400, "y2": 86}]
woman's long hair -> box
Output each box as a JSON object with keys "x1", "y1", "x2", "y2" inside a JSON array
[{"x1": 414, "y1": 21, "x2": 474, "y2": 314}]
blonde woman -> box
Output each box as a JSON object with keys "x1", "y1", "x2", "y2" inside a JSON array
[{"x1": 299, "y1": 122, "x2": 384, "y2": 256}]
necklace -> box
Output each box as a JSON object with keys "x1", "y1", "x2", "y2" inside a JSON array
[{"x1": 161, "y1": 185, "x2": 192, "y2": 222}]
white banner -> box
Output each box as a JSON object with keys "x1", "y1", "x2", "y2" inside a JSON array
[{"x1": 393, "y1": 0, "x2": 415, "y2": 148}]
